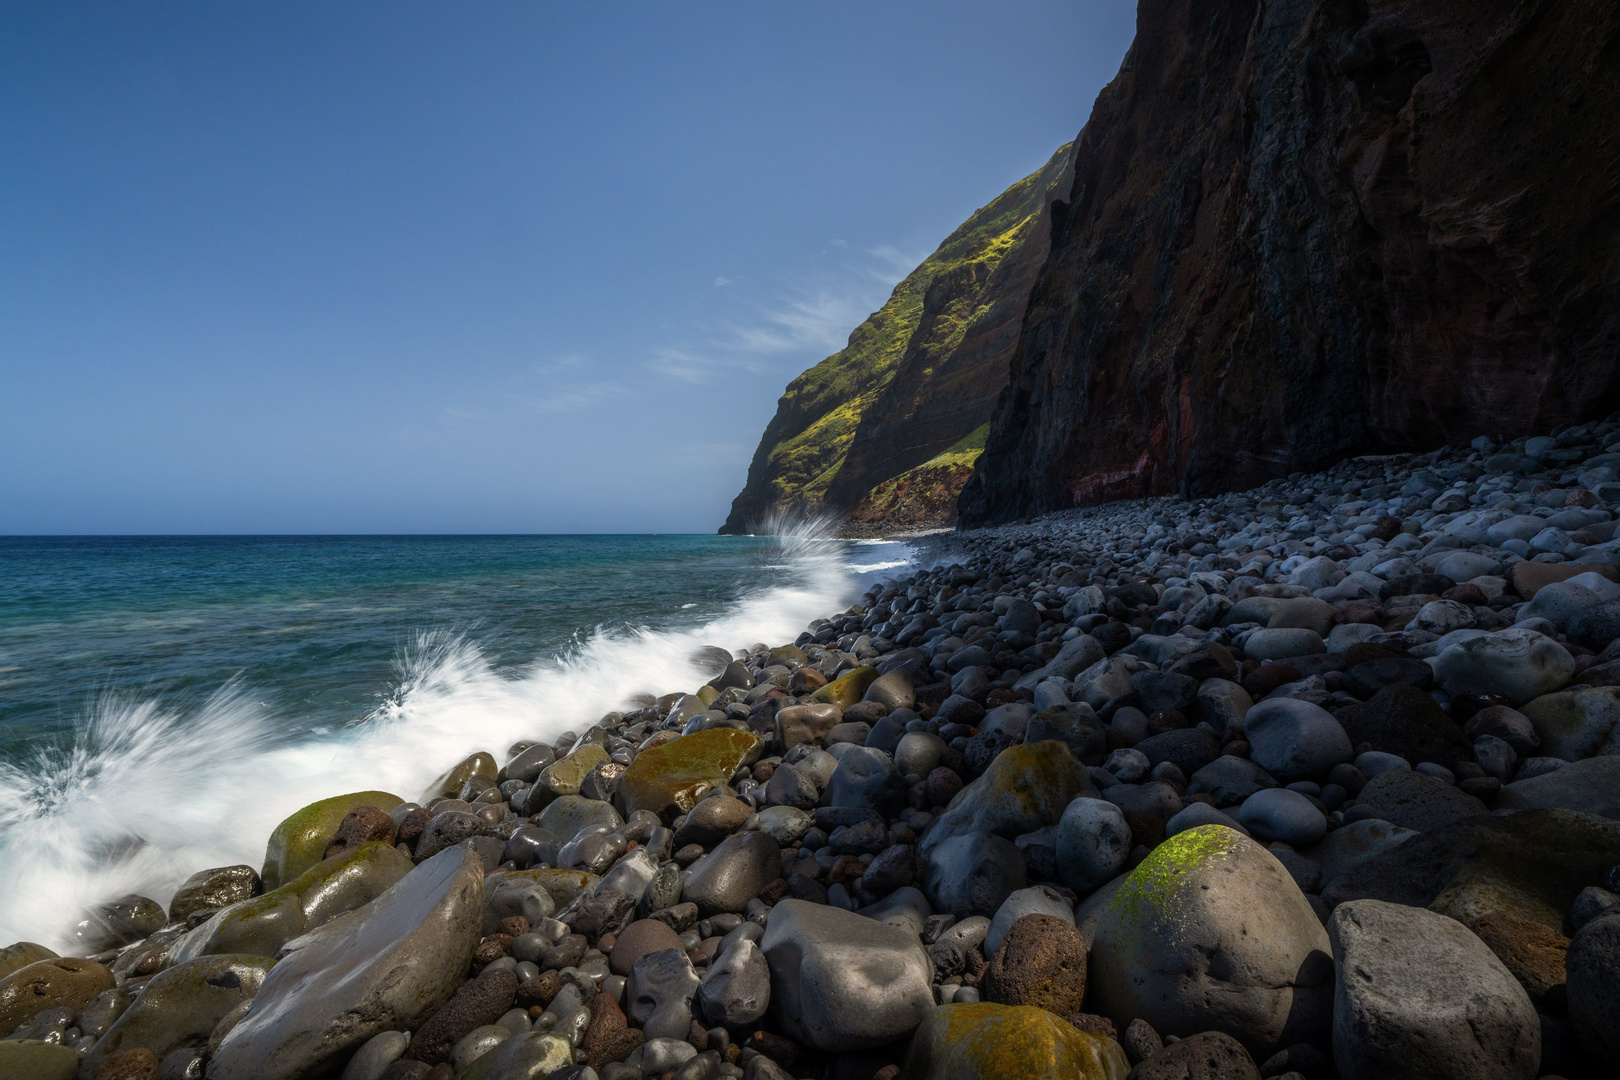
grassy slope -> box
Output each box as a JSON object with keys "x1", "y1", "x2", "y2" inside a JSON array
[{"x1": 720, "y1": 143, "x2": 1072, "y2": 534}]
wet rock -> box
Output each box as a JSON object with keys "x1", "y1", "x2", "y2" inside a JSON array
[
  {"x1": 0, "y1": 942, "x2": 56, "y2": 983},
  {"x1": 208, "y1": 845, "x2": 484, "y2": 1080},
  {"x1": 610, "y1": 919, "x2": 685, "y2": 977},
  {"x1": 407, "y1": 967, "x2": 519, "y2": 1066},
  {"x1": 901, "y1": 1002, "x2": 1129, "y2": 1080},
  {"x1": 774, "y1": 704, "x2": 843, "y2": 750},
  {"x1": 538, "y1": 796, "x2": 624, "y2": 846},
  {"x1": 863, "y1": 669, "x2": 916, "y2": 711},
  {"x1": 504, "y1": 743, "x2": 557, "y2": 784},
  {"x1": 0, "y1": 957, "x2": 113, "y2": 1036},
  {"x1": 673, "y1": 795, "x2": 751, "y2": 849},
  {"x1": 324, "y1": 805, "x2": 398, "y2": 859},
  {"x1": 166, "y1": 866, "x2": 261, "y2": 925},
  {"x1": 539, "y1": 744, "x2": 612, "y2": 799},
  {"x1": 682, "y1": 833, "x2": 781, "y2": 916},
  {"x1": 453, "y1": 1031, "x2": 574, "y2": 1080},
  {"x1": 759, "y1": 899, "x2": 933, "y2": 1052},
  {"x1": 71, "y1": 895, "x2": 165, "y2": 954},
  {"x1": 755, "y1": 806, "x2": 812, "y2": 846},
  {"x1": 695, "y1": 937, "x2": 770, "y2": 1027},
  {"x1": 260, "y1": 790, "x2": 404, "y2": 890},
  {"x1": 449, "y1": 1025, "x2": 512, "y2": 1072},
  {"x1": 1328, "y1": 899, "x2": 1539, "y2": 1080},
  {"x1": 421, "y1": 753, "x2": 499, "y2": 804},
  {"x1": 920, "y1": 741, "x2": 1093, "y2": 856},
  {"x1": 0, "y1": 1040, "x2": 80, "y2": 1080},
  {"x1": 342, "y1": 1030, "x2": 410, "y2": 1080},
  {"x1": 1089, "y1": 826, "x2": 1332, "y2": 1058},
  {"x1": 627, "y1": 947, "x2": 700, "y2": 1042},
  {"x1": 79, "y1": 954, "x2": 274, "y2": 1077},
  {"x1": 1242, "y1": 699, "x2": 1351, "y2": 783},
  {"x1": 809, "y1": 667, "x2": 880, "y2": 709},
  {"x1": 616, "y1": 730, "x2": 761, "y2": 817}
]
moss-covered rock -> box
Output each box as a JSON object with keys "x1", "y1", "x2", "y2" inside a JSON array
[
  {"x1": 261, "y1": 790, "x2": 403, "y2": 890},
  {"x1": 172, "y1": 841, "x2": 412, "y2": 964},
  {"x1": 810, "y1": 667, "x2": 879, "y2": 709},
  {"x1": 1323, "y1": 808, "x2": 1620, "y2": 932},
  {"x1": 0, "y1": 957, "x2": 114, "y2": 1036},
  {"x1": 78, "y1": 954, "x2": 275, "y2": 1077},
  {"x1": 0, "y1": 942, "x2": 56, "y2": 982},
  {"x1": 538, "y1": 744, "x2": 610, "y2": 798},
  {"x1": 1090, "y1": 826, "x2": 1332, "y2": 1058},
  {"x1": 615, "y1": 729, "x2": 762, "y2": 817},
  {"x1": 768, "y1": 645, "x2": 809, "y2": 668},
  {"x1": 920, "y1": 741, "x2": 1094, "y2": 856},
  {"x1": 901, "y1": 1003, "x2": 1129, "y2": 1080},
  {"x1": 0, "y1": 1039, "x2": 79, "y2": 1080},
  {"x1": 419, "y1": 752, "x2": 499, "y2": 804}
]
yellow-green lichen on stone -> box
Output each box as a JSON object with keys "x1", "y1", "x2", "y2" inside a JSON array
[
  {"x1": 697, "y1": 685, "x2": 720, "y2": 706},
  {"x1": 260, "y1": 790, "x2": 403, "y2": 890},
  {"x1": 922, "y1": 741, "x2": 1091, "y2": 853},
  {"x1": 901, "y1": 1003, "x2": 1129, "y2": 1080},
  {"x1": 616, "y1": 728, "x2": 762, "y2": 817},
  {"x1": 810, "y1": 666, "x2": 879, "y2": 709},
  {"x1": 455, "y1": 1030, "x2": 575, "y2": 1080},
  {"x1": 1107, "y1": 824, "x2": 1243, "y2": 922},
  {"x1": 420, "y1": 752, "x2": 499, "y2": 803},
  {"x1": 538, "y1": 744, "x2": 611, "y2": 797},
  {"x1": 768, "y1": 645, "x2": 809, "y2": 668}
]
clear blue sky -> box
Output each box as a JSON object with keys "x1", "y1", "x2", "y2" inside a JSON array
[{"x1": 0, "y1": 2, "x2": 1137, "y2": 534}]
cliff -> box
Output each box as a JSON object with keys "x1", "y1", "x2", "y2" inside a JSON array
[
  {"x1": 960, "y1": 0, "x2": 1620, "y2": 525},
  {"x1": 719, "y1": 143, "x2": 1074, "y2": 536}
]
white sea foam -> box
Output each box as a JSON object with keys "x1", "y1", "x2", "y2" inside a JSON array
[{"x1": 0, "y1": 525, "x2": 913, "y2": 951}]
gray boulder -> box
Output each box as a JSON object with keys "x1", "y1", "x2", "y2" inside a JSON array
[
  {"x1": 695, "y1": 938, "x2": 770, "y2": 1028},
  {"x1": 1520, "y1": 685, "x2": 1620, "y2": 760},
  {"x1": 920, "y1": 831, "x2": 1026, "y2": 917},
  {"x1": 1566, "y1": 913, "x2": 1620, "y2": 1060},
  {"x1": 1328, "y1": 899, "x2": 1539, "y2": 1080},
  {"x1": 79, "y1": 954, "x2": 274, "y2": 1077},
  {"x1": 758, "y1": 899, "x2": 933, "y2": 1052},
  {"x1": 984, "y1": 885, "x2": 1073, "y2": 957},
  {"x1": 1089, "y1": 825, "x2": 1332, "y2": 1058},
  {"x1": 627, "y1": 947, "x2": 700, "y2": 1041},
  {"x1": 208, "y1": 845, "x2": 484, "y2": 1080},
  {"x1": 1433, "y1": 627, "x2": 1574, "y2": 706},
  {"x1": 1055, "y1": 797, "x2": 1131, "y2": 895},
  {"x1": 1243, "y1": 698, "x2": 1352, "y2": 782},
  {"x1": 681, "y1": 832, "x2": 781, "y2": 916},
  {"x1": 1498, "y1": 755, "x2": 1620, "y2": 820}
]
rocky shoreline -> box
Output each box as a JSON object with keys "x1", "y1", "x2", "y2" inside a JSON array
[{"x1": 7, "y1": 423, "x2": 1620, "y2": 1080}]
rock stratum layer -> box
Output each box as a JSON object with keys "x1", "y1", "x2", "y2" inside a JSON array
[
  {"x1": 958, "y1": 0, "x2": 1620, "y2": 525},
  {"x1": 719, "y1": 144, "x2": 1075, "y2": 537}
]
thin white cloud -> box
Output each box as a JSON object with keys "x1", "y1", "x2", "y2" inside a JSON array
[{"x1": 714, "y1": 276, "x2": 733, "y2": 287}]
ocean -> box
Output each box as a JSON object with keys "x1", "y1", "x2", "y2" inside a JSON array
[{"x1": 0, "y1": 532, "x2": 913, "y2": 950}]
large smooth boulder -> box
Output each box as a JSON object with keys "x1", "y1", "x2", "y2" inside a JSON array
[
  {"x1": 901, "y1": 1003, "x2": 1129, "y2": 1080},
  {"x1": 1498, "y1": 755, "x2": 1620, "y2": 820},
  {"x1": 1329, "y1": 900, "x2": 1538, "y2": 1080},
  {"x1": 1323, "y1": 809, "x2": 1620, "y2": 931},
  {"x1": 1520, "y1": 685, "x2": 1620, "y2": 760},
  {"x1": 1433, "y1": 628, "x2": 1574, "y2": 706},
  {"x1": 260, "y1": 791, "x2": 403, "y2": 890},
  {"x1": 0, "y1": 957, "x2": 113, "y2": 1037},
  {"x1": 920, "y1": 742, "x2": 1094, "y2": 857},
  {"x1": 1566, "y1": 913, "x2": 1620, "y2": 1060},
  {"x1": 78, "y1": 954, "x2": 274, "y2": 1077},
  {"x1": 921, "y1": 832, "x2": 1027, "y2": 918},
  {"x1": 420, "y1": 752, "x2": 498, "y2": 803},
  {"x1": 207, "y1": 845, "x2": 484, "y2": 1080},
  {"x1": 1088, "y1": 826, "x2": 1332, "y2": 1058},
  {"x1": 1242, "y1": 699, "x2": 1351, "y2": 782},
  {"x1": 759, "y1": 899, "x2": 934, "y2": 1052},
  {"x1": 168, "y1": 841, "x2": 413, "y2": 965},
  {"x1": 615, "y1": 729, "x2": 761, "y2": 817},
  {"x1": 681, "y1": 832, "x2": 781, "y2": 916}
]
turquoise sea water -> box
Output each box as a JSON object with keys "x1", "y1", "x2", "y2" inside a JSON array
[{"x1": 0, "y1": 532, "x2": 912, "y2": 948}]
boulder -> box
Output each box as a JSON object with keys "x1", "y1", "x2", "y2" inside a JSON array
[
  {"x1": 922, "y1": 831, "x2": 1027, "y2": 918},
  {"x1": 1127, "y1": 1033, "x2": 1260, "y2": 1080},
  {"x1": 627, "y1": 947, "x2": 700, "y2": 1041},
  {"x1": 900, "y1": 1003, "x2": 1129, "y2": 1080},
  {"x1": 1328, "y1": 899, "x2": 1539, "y2": 1080},
  {"x1": 1349, "y1": 770, "x2": 1486, "y2": 833},
  {"x1": 774, "y1": 704, "x2": 843, "y2": 750},
  {"x1": 538, "y1": 796, "x2": 623, "y2": 846},
  {"x1": 0, "y1": 1040, "x2": 79, "y2": 1080},
  {"x1": 1056, "y1": 797, "x2": 1132, "y2": 895},
  {"x1": 809, "y1": 666, "x2": 879, "y2": 709},
  {"x1": 1566, "y1": 912, "x2": 1620, "y2": 1060},
  {"x1": 1242, "y1": 698, "x2": 1351, "y2": 782},
  {"x1": 1187, "y1": 756, "x2": 1277, "y2": 806},
  {"x1": 1498, "y1": 755, "x2": 1620, "y2": 819},
  {"x1": 615, "y1": 729, "x2": 761, "y2": 817},
  {"x1": 984, "y1": 887, "x2": 1074, "y2": 957},
  {"x1": 1089, "y1": 826, "x2": 1333, "y2": 1057},
  {"x1": 166, "y1": 866, "x2": 261, "y2": 924},
  {"x1": 920, "y1": 742, "x2": 1095, "y2": 857},
  {"x1": 759, "y1": 900, "x2": 935, "y2": 1052},
  {"x1": 420, "y1": 752, "x2": 497, "y2": 803},
  {"x1": 823, "y1": 746, "x2": 904, "y2": 813},
  {"x1": 207, "y1": 845, "x2": 484, "y2": 1080},
  {"x1": 1433, "y1": 628, "x2": 1574, "y2": 706},
  {"x1": 695, "y1": 937, "x2": 770, "y2": 1028},
  {"x1": 1334, "y1": 685, "x2": 1473, "y2": 772},
  {"x1": 0, "y1": 957, "x2": 113, "y2": 1037},
  {"x1": 78, "y1": 954, "x2": 274, "y2": 1077},
  {"x1": 681, "y1": 832, "x2": 782, "y2": 916},
  {"x1": 453, "y1": 1032, "x2": 574, "y2": 1080},
  {"x1": 864, "y1": 669, "x2": 916, "y2": 711},
  {"x1": 1237, "y1": 789, "x2": 1326, "y2": 846},
  {"x1": 537, "y1": 744, "x2": 611, "y2": 798},
  {"x1": 260, "y1": 790, "x2": 403, "y2": 890},
  {"x1": 1520, "y1": 685, "x2": 1620, "y2": 760},
  {"x1": 982, "y1": 914, "x2": 1089, "y2": 1016},
  {"x1": 0, "y1": 943, "x2": 56, "y2": 983}
]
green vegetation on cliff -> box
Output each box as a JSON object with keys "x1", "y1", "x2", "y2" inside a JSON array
[{"x1": 720, "y1": 143, "x2": 1074, "y2": 535}]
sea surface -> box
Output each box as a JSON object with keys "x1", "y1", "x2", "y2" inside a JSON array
[{"x1": 0, "y1": 532, "x2": 912, "y2": 949}]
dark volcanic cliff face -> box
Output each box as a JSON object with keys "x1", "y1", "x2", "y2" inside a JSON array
[{"x1": 961, "y1": 0, "x2": 1620, "y2": 526}]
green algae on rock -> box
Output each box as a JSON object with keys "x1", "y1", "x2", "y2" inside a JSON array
[
  {"x1": 615, "y1": 728, "x2": 762, "y2": 817},
  {"x1": 901, "y1": 1003, "x2": 1129, "y2": 1080},
  {"x1": 809, "y1": 666, "x2": 879, "y2": 709},
  {"x1": 920, "y1": 741, "x2": 1094, "y2": 855},
  {"x1": 539, "y1": 744, "x2": 611, "y2": 798},
  {"x1": 260, "y1": 790, "x2": 403, "y2": 890},
  {"x1": 0, "y1": 957, "x2": 115, "y2": 1038},
  {"x1": 420, "y1": 752, "x2": 498, "y2": 803},
  {"x1": 0, "y1": 1039, "x2": 79, "y2": 1080}
]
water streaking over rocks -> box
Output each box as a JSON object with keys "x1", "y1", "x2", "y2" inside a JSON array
[{"x1": 0, "y1": 530, "x2": 912, "y2": 953}]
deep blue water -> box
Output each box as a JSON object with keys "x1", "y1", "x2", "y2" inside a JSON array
[{"x1": 0, "y1": 532, "x2": 912, "y2": 948}]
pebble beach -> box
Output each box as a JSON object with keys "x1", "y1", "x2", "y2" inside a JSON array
[{"x1": 6, "y1": 420, "x2": 1620, "y2": 1080}]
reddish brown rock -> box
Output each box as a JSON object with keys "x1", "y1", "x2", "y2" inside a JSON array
[
  {"x1": 93, "y1": 1048, "x2": 160, "y2": 1080},
  {"x1": 581, "y1": 992, "x2": 628, "y2": 1064},
  {"x1": 324, "y1": 806, "x2": 397, "y2": 859},
  {"x1": 1470, "y1": 910, "x2": 1569, "y2": 1010},
  {"x1": 982, "y1": 914, "x2": 1089, "y2": 1016},
  {"x1": 406, "y1": 968, "x2": 518, "y2": 1065},
  {"x1": 960, "y1": 0, "x2": 1620, "y2": 525},
  {"x1": 609, "y1": 919, "x2": 685, "y2": 977}
]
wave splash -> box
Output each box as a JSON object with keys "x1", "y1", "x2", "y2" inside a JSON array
[{"x1": 0, "y1": 525, "x2": 911, "y2": 951}]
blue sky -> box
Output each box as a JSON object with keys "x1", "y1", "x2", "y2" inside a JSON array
[{"x1": 0, "y1": 2, "x2": 1136, "y2": 534}]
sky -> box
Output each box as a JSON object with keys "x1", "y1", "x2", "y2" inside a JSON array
[{"x1": 0, "y1": 2, "x2": 1138, "y2": 534}]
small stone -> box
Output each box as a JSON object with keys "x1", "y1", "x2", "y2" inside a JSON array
[
  {"x1": 627, "y1": 948, "x2": 700, "y2": 1041},
  {"x1": 1237, "y1": 789, "x2": 1327, "y2": 847},
  {"x1": 610, "y1": 919, "x2": 685, "y2": 977}
]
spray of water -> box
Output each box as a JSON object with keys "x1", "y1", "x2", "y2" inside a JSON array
[{"x1": 0, "y1": 524, "x2": 912, "y2": 951}]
